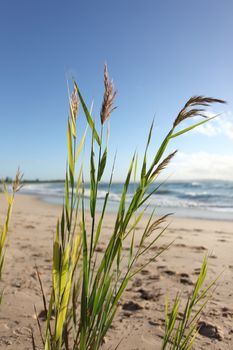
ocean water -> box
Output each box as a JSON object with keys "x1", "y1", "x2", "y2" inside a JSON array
[{"x1": 20, "y1": 180, "x2": 233, "y2": 221}]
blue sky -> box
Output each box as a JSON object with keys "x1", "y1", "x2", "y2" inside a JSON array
[{"x1": 0, "y1": 0, "x2": 233, "y2": 181}]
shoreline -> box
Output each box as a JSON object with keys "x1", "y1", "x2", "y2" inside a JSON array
[
  {"x1": 18, "y1": 192, "x2": 233, "y2": 223},
  {"x1": 0, "y1": 194, "x2": 232, "y2": 349}
]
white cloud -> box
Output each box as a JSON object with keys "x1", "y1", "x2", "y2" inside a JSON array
[
  {"x1": 193, "y1": 112, "x2": 233, "y2": 140},
  {"x1": 169, "y1": 152, "x2": 233, "y2": 181}
]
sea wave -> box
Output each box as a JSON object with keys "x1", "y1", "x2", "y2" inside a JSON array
[{"x1": 19, "y1": 180, "x2": 233, "y2": 218}]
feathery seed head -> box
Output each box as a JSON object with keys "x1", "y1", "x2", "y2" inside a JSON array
[
  {"x1": 150, "y1": 150, "x2": 177, "y2": 180},
  {"x1": 71, "y1": 85, "x2": 79, "y2": 121},
  {"x1": 100, "y1": 64, "x2": 117, "y2": 125},
  {"x1": 147, "y1": 214, "x2": 172, "y2": 238},
  {"x1": 173, "y1": 96, "x2": 226, "y2": 128},
  {"x1": 12, "y1": 168, "x2": 23, "y2": 193}
]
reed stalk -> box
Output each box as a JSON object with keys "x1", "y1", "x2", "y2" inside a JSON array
[
  {"x1": 0, "y1": 169, "x2": 22, "y2": 303},
  {"x1": 162, "y1": 256, "x2": 221, "y2": 350}
]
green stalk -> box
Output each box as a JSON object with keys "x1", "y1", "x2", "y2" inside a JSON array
[
  {"x1": 68, "y1": 131, "x2": 77, "y2": 241},
  {"x1": 89, "y1": 125, "x2": 103, "y2": 274},
  {"x1": 0, "y1": 170, "x2": 22, "y2": 298}
]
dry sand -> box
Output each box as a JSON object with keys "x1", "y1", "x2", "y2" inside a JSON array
[{"x1": 0, "y1": 194, "x2": 232, "y2": 349}]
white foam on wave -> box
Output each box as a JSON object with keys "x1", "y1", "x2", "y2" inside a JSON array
[
  {"x1": 18, "y1": 181, "x2": 233, "y2": 218},
  {"x1": 21, "y1": 183, "x2": 64, "y2": 196},
  {"x1": 185, "y1": 191, "x2": 208, "y2": 197},
  {"x1": 83, "y1": 189, "x2": 122, "y2": 202},
  {"x1": 191, "y1": 181, "x2": 201, "y2": 186}
]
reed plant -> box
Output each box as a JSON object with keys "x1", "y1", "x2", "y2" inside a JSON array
[
  {"x1": 162, "y1": 256, "x2": 220, "y2": 350},
  {"x1": 0, "y1": 169, "x2": 22, "y2": 302},
  {"x1": 35, "y1": 65, "x2": 225, "y2": 350}
]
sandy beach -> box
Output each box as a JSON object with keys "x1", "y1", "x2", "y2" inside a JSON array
[{"x1": 0, "y1": 194, "x2": 232, "y2": 349}]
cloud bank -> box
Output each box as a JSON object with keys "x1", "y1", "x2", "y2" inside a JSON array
[
  {"x1": 193, "y1": 112, "x2": 233, "y2": 140},
  {"x1": 169, "y1": 152, "x2": 233, "y2": 181}
]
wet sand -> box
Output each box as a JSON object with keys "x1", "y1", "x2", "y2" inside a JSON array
[{"x1": 0, "y1": 194, "x2": 232, "y2": 349}]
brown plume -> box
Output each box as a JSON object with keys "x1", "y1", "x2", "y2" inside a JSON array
[
  {"x1": 150, "y1": 150, "x2": 177, "y2": 179},
  {"x1": 100, "y1": 64, "x2": 117, "y2": 124},
  {"x1": 173, "y1": 96, "x2": 226, "y2": 128},
  {"x1": 70, "y1": 85, "x2": 79, "y2": 121},
  {"x1": 12, "y1": 168, "x2": 23, "y2": 193}
]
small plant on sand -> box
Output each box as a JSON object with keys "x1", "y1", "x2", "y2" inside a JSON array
[
  {"x1": 162, "y1": 256, "x2": 220, "y2": 350},
  {"x1": 0, "y1": 169, "x2": 22, "y2": 302},
  {"x1": 35, "y1": 65, "x2": 225, "y2": 350}
]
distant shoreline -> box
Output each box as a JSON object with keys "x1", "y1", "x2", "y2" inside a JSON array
[
  {"x1": 15, "y1": 192, "x2": 233, "y2": 222},
  {"x1": 13, "y1": 179, "x2": 233, "y2": 222},
  {"x1": 2, "y1": 179, "x2": 233, "y2": 221},
  {"x1": 3, "y1": 178, "x2": 233, "y2": 184}
]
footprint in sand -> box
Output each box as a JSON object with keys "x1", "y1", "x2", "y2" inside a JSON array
[
  {"x1": 95, "y1": 246, "x2": 105, "y2": 252},
  {"x1": 222, "y1": 307, "x2": 233, "y2": 318},
  {"x1": 193, "y1": 268, "x2": 201, "y2": 275},
  {"x1": 163, "y1": 269, "x2": 176, "y2": 276},
  {"x1": 132, "y1": 278, "x2": 143, "y2": 288},
  {"x1": 209, "y1": 254, "x2": 217, "y2": 259},
  {"x1": 122, "y1": 301, "x2": 144, "y2": 311},
  {"x1": 140, "y1": 269, "x2": 150, "y2": 275},
  {"x1": 37, "y1": 309, "x2": 55, "y2": 321},
  {"x1": 180, "y1": 273, "x2": 189, "y2": 278},
  {"x1": 31, "y1": 253, "x2": 43, "y2": 258},
  {"x1": 137, "y1": 288, "x2": 161, "y2": 301},
  {"x1": 180, "y1": 275, "x2": 194, "y2": 285},
  {"x1": 174, "y1": 243, "x2": 187, "y2": 248},
  {"x1": 192, "y1": 246, "x2": 207, "y2": 251},
  {"x1": 24, "y1": 224, "x2": 36, "y2": 229},
  {"x1": 148, "y1": 274, "x2": 160, "y2": 281},
  {"x1": 197, "y1": 321, "x2": 223, "y2": 340},
  {"x1": 148, "y1": 319, "x2": 161, "y2": 326},
  {"x1": 20, "y1": 244, "x2": 31, "y2": 249}
]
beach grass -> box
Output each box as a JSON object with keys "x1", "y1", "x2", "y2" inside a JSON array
[
  {"x1": 162, "y1": 256, "x2": 221, "y2": 350},
  {"x1": 0, "y1": 169, "x2": 22, "y2": 302},
  {"x1": 34, "y1": 65, "x2": 225, "y2": 350}
]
